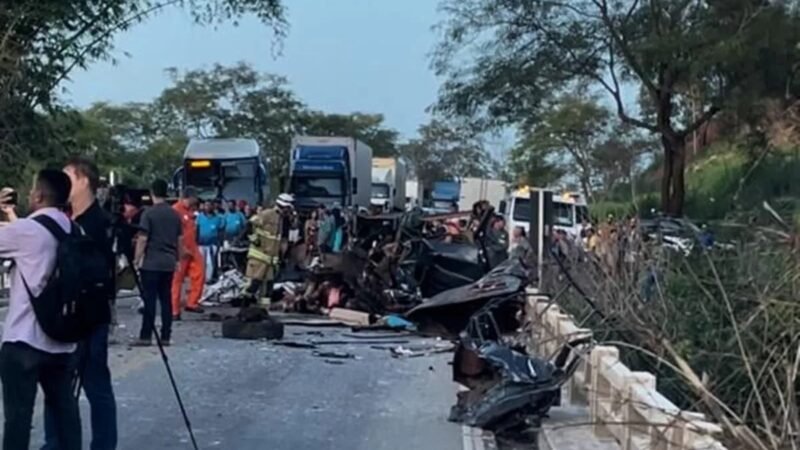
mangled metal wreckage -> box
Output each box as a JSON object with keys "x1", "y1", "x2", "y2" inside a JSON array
[
  {"x1": 278, "y1": 207, "x2": 499, "y2": 316},
  {"x1": 410, "y1": 258, "x2": 591, "y2": 440}
]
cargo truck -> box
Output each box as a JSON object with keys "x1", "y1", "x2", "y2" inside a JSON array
[
  {"x1": 288, "y1": 136, "x2": 373, "y2": 216},
  {"x1": 458, "y1": 177, "x2": 507, "y2": 212},
  {"x1": 430, "y1": 180, "x2": 460, "y2": 213},
  {"x1": 371, "y1": 158, "x2": 407, "y2": 212}
]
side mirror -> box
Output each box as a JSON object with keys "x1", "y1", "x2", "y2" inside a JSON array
[
  {"x1": 499, "y1": 200, "x2": 507, "y2": 214},
  {"x1": 352, "y1": 178, "x2": 358, "y2": 194}
]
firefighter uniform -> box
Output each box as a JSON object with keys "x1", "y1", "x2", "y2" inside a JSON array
[
  {"x1": 172, "y1": 201, "x2": 205, "y2": 315},
  {"x1": 242, "y1": 206, "x2": 284, "y2": 302}
]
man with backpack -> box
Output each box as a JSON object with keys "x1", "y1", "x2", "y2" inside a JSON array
[
  {"x1": 0, "y1": 170, "x2": 82, "y2": 450},
  {"x1": 40, "y1": 158, "x2": 117, "y2": 450}
]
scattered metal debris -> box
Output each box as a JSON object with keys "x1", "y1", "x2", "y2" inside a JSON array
[
  {"x1": 449, "y1": 295, "x2": 592, "y2": 442},
  {"x1": 407, "y1": 258, "x2": 530, "y2": 338},
  {"x1": 313, "y1": 351, "x2": 357, "y2": 359}
]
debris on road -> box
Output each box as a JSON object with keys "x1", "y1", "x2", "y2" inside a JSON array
[
  {"x1": 313, "y1": 351, "x2": 357, "y2": 359},
  {"x1": 449, "y1": 295, "x2": 591, "y2": 440},
  {"x1": 221, "y1": 307, "x2": 285, "y2": 341},
  {"x1": 388, "y1": 344, "x2": 455, "y2": 359},
  {"x1": 329, "y1": 308, "x2": 371, "y2": 326}
]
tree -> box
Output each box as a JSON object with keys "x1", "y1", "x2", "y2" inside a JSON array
[
  {"x1": 433, "y1": 0, "x2": 800, "y2": 215},
  {"x1": 61, "y1": 63, "x2": 403, "y2": 189},
  {"x1": 399, "y1": 119, "x2": 490, "y2": 191},
  {"x1": 512, "y1": 95, "x2": 610, "y2": 200},
  {"x1": 0, "y1": 1, "x2": 286, "y2": 188}
]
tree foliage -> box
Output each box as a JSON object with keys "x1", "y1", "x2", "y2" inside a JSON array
[
  {"x1": 433, "y1": 0, "x2": 800, "y2": 215},
  {"x1": 0, "y1": 0, "x2": 286, "y2": 187},
  {"x1": 48, "y1": 63, "x2": 403, "y2": 190},
  {"x1": 399, "y1": 119, "x2": 490, "y2": 191},
  {"x1": 508, "y1": 95, "x2": 655, "y2": 201}
]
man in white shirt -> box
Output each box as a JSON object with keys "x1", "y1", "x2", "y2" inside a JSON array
[{"x1": 0, "y1": 170, "x2": 81, "y2": 450}]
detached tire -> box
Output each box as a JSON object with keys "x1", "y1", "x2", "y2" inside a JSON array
[{"x1": 221, "y1": 317, "x2": 285, "y2": 340}]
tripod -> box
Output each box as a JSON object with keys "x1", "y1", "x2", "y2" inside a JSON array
[{"x1": 113, "y1": 218, "x2": 201, "y2": 450}]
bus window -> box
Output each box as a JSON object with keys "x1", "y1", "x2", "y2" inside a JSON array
[
  {"x1": 512, "y1": 197, "x2": 531, "y2": 222},
  {"x1": 553, "y1": 202, "x2": 573, "y2": 226}
]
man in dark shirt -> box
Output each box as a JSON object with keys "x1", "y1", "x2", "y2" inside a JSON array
[
  {"x1": 486, "y1": 215, "x2": 510, "y2": 269},
  {"x1": 133, "y1": 179, "x2": 182, "y2": 346},
  {"x1": 43, "y1": 158, "x2": 118, "y2": 450}
]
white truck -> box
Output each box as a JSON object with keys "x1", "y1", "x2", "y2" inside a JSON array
[
  {"x1": 405, "y1": 180, "x2": 422, "y2": 210},
  {"x1": 289, "y1": 136, "x2": 373, "y2": 215},
  {"x1": 371, "y1": 158, "x2": 407, "y2": 212},
  {"x1": 458, "y1": 177, "x2": 507, "y2": 212}
]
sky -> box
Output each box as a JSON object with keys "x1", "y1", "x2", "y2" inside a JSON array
[{"x1": 64, "y1": 0, "x2": 443, "y2": 140}]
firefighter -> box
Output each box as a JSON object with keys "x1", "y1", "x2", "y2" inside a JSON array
[
  {"x1": 171, "y1": 187, "x2": 205, "y2": 318},
  {"x1": 241, "y1": 193, "x2": 294, "y2": 305}
]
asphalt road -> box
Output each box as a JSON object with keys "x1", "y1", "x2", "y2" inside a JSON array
[{"x1": 0, "y1": 298, "x2": 479, "y2": 450}]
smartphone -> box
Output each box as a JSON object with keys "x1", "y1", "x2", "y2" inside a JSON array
[{"x1": 6, "y1": 191, "x2": 17, "y2": 206}]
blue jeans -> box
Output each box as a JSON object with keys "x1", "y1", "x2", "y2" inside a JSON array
[
  {"x1": 201, "y1": 245, "x2": 218, "y2": 283},
  {"x1": 43, "y1": 324, "x2": 117, "y2": 450}
]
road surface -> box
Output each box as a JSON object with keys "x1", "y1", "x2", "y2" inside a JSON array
[{"x1": 0, "y1": 297, "x2": 489, "y2": 450}]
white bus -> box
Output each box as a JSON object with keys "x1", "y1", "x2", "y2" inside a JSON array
[{"x1": 503, "y1": 187, "x2": 590, "y2": 239}]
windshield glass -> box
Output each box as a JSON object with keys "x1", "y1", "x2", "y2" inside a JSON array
[
  {"x1": 512, "y1": 197, "x2": 530, "y2": 222},
  {"x1": 372, "y1": 183, "x2": 390, "y2": 199},
  {"x1": 576, "y1": 205, "x2": 590, "y2": 225},
  {"x1": 291, "y1": 176, "x2": 344, "y2": 198},
  {"x1": 553, "y1": 202, "x2": 574, "y2": 227}
]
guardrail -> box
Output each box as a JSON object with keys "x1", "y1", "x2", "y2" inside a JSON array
[{"x1": 525, "y1": 287, "x2": 728, "y2": 450}]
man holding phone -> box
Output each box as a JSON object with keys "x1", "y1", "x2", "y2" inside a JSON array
[{"x1": 0, "y1": 189, "x2": 18, "y2": 223}]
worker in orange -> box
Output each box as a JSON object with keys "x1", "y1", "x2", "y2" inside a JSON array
[{"x1": 171, "y1": 187, "x2": 205, "y2": 319}]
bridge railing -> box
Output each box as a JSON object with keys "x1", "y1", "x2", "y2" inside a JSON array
[{"x1": 525, "y1": 287, "x2": 728, "y2": 450}]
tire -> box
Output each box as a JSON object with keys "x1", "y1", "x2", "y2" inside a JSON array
[{"x1": 221, "y1": 317, "x2": 285, "y2": 340}]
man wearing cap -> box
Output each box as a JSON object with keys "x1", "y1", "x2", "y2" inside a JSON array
[
  {"x1": 240, "y1": 194, "x2": 294, "y2": 305},
  {"x1": 171, "y1": 187, "x2": 205, "y2": 318}
]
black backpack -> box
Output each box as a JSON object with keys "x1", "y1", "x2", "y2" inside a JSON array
[{"x1": 21, "y1": 215, "x2": 112, "y2": 343}]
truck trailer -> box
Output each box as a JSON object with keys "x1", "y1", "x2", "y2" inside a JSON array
[
  {"x1": 371, "y1": 158, "x2": 407, "y2": 212},
  {"x1": 458, "y1": 177, "x2": 507, "y2": 212}
]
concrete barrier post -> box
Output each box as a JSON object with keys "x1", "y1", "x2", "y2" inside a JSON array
[{"x1": 590, "y1": 346, "x2": 619, "y2": 440}]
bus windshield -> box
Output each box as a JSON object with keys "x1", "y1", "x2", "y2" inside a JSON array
[{"x1": 183, "y1": 158, "x2": 264, "y2": 203}]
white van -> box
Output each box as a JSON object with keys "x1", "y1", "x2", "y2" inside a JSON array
[{"x1": 503, "y1": 187, "x2": 590, "y2": 239}]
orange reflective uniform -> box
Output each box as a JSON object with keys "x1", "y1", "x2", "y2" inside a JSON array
[{"x1": 171, "y1": 202, "x2": 205, "y2": 315}]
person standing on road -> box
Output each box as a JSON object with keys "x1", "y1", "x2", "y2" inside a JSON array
[
  {"x1": 171, "y1": 188, "x2": 205, "y2": 318},
  {"x1": 197, "y1": 201, "x2": 224, "y2": 284},
  {"x1": 241, "y1": 194, "x2": 293, "y2": 304},
  {"x1": 133, "y1": 180, "x2": 182, "y2": 347},
  {"x1": 223, "y1": 200, "x2": 247, "y2": 244},
  {"x1": 486, "y1": 215, "x2": 510, "y2": 268},
  {"x1": 42, "y1": 158, "x2": 118, "y2": 450},
  {"x1": 0, "y1": 171, "x2": 82, "y2": 450},
  {"x1": 509, "y1": 226, "x2": 531, "y2": 261}
]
